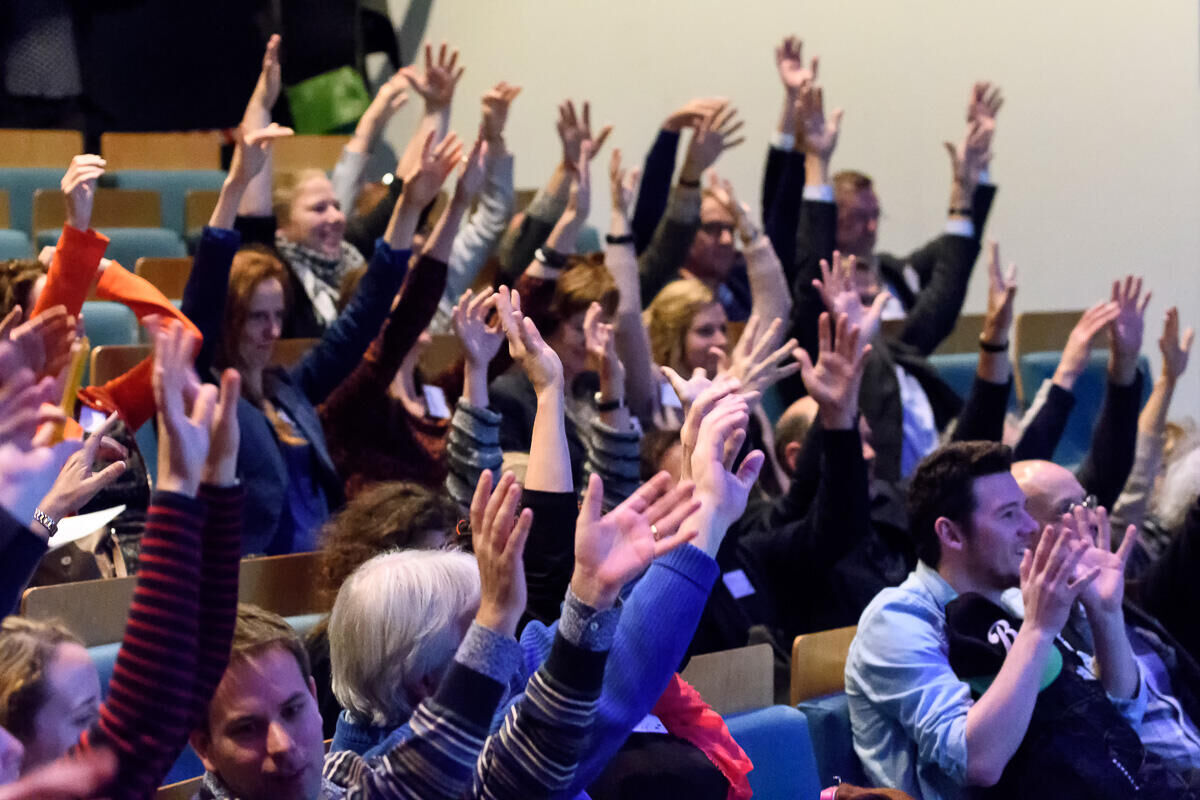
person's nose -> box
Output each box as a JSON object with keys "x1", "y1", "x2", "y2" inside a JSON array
[{"x1": 265, "y1": 720, "x2": 295, "y2": 759}]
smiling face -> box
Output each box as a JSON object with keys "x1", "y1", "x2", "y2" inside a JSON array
[
  {"x1": 283, "y1": 174, "x2": 345, "y2": 258},
  {"x1": 952, "y1": 472, "x2": 1040, "y2": 594},
  {"x1": 683, "y1": 302, "x2": 728, "y2": 374},
  {"x1": 237, "y1": 278, "x2": 285, "y2": 374},
  {"x1": 192, "y1": 645, "x2": 325, "y2": 800},
  {"x1": 21, "y1": 643, "x2": 100, "y2": 772}
]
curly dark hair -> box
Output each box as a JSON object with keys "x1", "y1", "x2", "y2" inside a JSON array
[
  {"x1": 0, "y1": 259, "x2": 46, "y2": 317},
  {"x1": 316, "y1": 481, "x2": 461, "y2": 607}
]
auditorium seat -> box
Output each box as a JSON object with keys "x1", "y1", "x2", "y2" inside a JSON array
[
  {"x1": 725, "y1": 704, "x2": 823, "y2": 798},
  {"x1": 99, "y1": 132, "x2": 223, "y2": 172},
  {"x1": 0, "y1": 168, "x2": 63, "y2": 234},
  {"x1": 81, "y1": 301, "x2": 139, "y2": 348},
  {"x1": 0, "y1": 230, "x2": 32, "y2": 260},
  {"x1": 273, "y1": 134, "x2": 350, "y2": 174},
  {"x1": 112, "y1": 170, "x2": 227, "y2": 237},
  {"x1": 33, "y1": 227, "x2": 188, "y2": 271},
  {"x1": 0, "y1": 129, "x2": 82, "y2": 168},
  {"x1": 135, "y1": 256, "x2": 193, "y2": 300},
  {"x1": 795, "y1": 691, "x2": 868, "y2": 788},
  {"x1": 790, "y1": 625, "x2": 867, "y2": 788}
]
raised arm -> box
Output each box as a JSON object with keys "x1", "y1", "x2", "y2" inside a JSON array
[
  {"x1": 331, "y1": 73, "x2": 409, "y2": 214},
  {"x1": 235, "y1": 34, "x2": 282, "y2": 220},
  {"x1": 952, "y1": 241, "x2": 1016, "y2": 442},
  {"x1": 1112, "y1": 308, "x2": 1192, "y2": 533},
  {"x1": 30, "y1": 155, "x2": 107, "y2": 319},
  {"x1": 711, "y1": 174, "x2": 791, "y2": 324},
  {"x1": 395, "y1": 42, "x2": 461, "y2": 180},
  {"x1": 1077, "y1": 276, "x2": 1150, "y2": 508}
]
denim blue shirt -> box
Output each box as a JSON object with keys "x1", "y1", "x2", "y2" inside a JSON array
[
  {"x1": 848, "y1": 563, "x2": 1150, "y2": 800},
  {"x1": 846, "y1": 562, "x2": 968, "y2": 800}
]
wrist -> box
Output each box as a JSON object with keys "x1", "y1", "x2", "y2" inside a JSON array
[
  {"x1": 679, "y1": 160, "x2": 703, "y2": 184},
  {"x1": 817, "y1": 407, "x2": 855, "y2": 431},
  {"x1": 534, "y1": 381, "x2": 566, "y2": 404},
  {"x1": 1053, "y1": 364, "x2": 1083, "y2": 391},
  {"x1": 156, "y1": 474, "x2": 198, "y2": 498},
  {"x1": 474, "y1": 604, "x2": 519, "y2": 638},
  {"x1": 804, "y1": 152, "x2": 831, "y2": 186},
  {"x1": 202, "y1": 463, "x2": 238, "y2": 488},
  {"x1": 569, "y1": 572, "x2": 619, "y2": 611},
  {"x1": 1108, "y1": 354, "x2": 1138, "y2": 386}
]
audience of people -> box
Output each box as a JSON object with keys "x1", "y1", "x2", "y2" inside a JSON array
[{"x1": 0, "y1": 26, "x2": 1196, "y2": 800}]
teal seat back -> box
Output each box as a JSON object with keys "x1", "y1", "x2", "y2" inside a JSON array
[
  {"x1": 111, "y1": 170, "x2": 227, "y2": 238},
  {"x1": 0, "y1": 168, "x2": 61, "y2": 234},
  {"x1": 0, "y1": 229, "x2": 32, "y2": 259},
  {"x1": 725, "y1": 704, "x2": 823, "y2": 798}
]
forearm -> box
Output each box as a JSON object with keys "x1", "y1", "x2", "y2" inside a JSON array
[
  {"x1": 330, "y1": 147, "x2": 370, "y2": 217},
  {"x1": 462, "y1": 363, "x2": 489, "y2": 409},
  {"x1": 1078, "y1": 373, "x2": 1143, "y2": 509},
  {"x1": 631, "y1": 129, "x2": 680, "y2": 253},
  {"x1": 804, "y1": 152, "x2": 831, "y2": 188},
  {"x1": 964, "y1": 626, "x2": 1056, "y2": 786},
  {"x1": 235, "y1": 92, "x2": 273, "y2": 218},
  {"x1": 397, "y1": 110, "x2": 448, "y2": 180},
  {"x1": 1139, "y1": 376, "x2": 1174, "y2": 438},
  {"x1": 544, "y1": 211, "x2": 583, "y2": 255},
  {"x1": 743, "y1": 234, "x2": 792, "y2": 325},
  {"x1": 424, "y1": 196, "x2": 469, "y2": 263},
  {"x1": 974, "y1": 350, "x2": 1011, "y2": 386},
  {"x1": 638, "y1": 184, "x2": 701, "y2": 301},
  {"x1": 525, "y1": 389, "x2": 572, "y2": 493},
  {"x1": 1086, "y1": 609, "x2": 1140, "y2": 700},
  {"x1": 384, "y1": 197, "x2": 424, "y2": 252},
  {"x1": 445, "y1": 400, "x2": 502, "y2": 511},
  {"x1": 209, "y1": 176, "x2": 251, "y2": 231},
  {"x1": 32, "y1": 226, "x2": 109, "y2": 318}
]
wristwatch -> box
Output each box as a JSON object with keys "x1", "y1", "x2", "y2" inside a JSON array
[
  {"x1": 593, "y1": 392, "x2": 624, "y2": 412},
  {"x1": 32, "y1": 508, "x2": 58, "y2": 537}
]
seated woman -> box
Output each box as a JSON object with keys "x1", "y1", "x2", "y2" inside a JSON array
[{"x1": 0, "y1": 319, "x2": 243, "y2": 794}]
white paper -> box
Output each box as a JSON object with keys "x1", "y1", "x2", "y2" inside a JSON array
[
  {"x1": 48, "y1": 505, "x2": 125, "y2": 550},
  {"x1": 660, "y1": 381, "x2": 682, "y2": 409},
  {"x1": 631, "y1": 713, "x2": 669, "y2": 735},
  {"x1": 423, "y1": 385, "x2": 452, "y2": 419},
  {"x1": 722, "y1": 569, "x2": 756, "y2": 599}
]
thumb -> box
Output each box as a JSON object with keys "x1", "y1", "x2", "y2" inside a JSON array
[
  {"x1": 942, "y1": 141, "x2": 958, "y2": 165},
  {"x1": 829, "y1": 108, "x2": 844, "y2": 131},
  {"x1": 736, "y1": 450, "x2": 766, "y2": 488},
  {"x1": 661, "y1": 365, "x2": 686, "y2": 395},
  {"x1": 83, "y1": 460, "x2": 127, "y2": 492},
  {"x1": 582, "y1": 473, "x2": 604, "y2": 523}
]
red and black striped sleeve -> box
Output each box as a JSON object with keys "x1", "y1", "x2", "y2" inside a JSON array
[{"x1": 79, "y1": 490, "x2": 205, "y2": 800}]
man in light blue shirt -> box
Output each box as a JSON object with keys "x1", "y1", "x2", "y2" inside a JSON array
[{"x1": 846, "y1": 441, "x2": 1146, "y2": 798}]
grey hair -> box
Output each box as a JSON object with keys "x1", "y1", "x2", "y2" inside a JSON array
[
  {"x1": 328, "y1": 549, "x2": 480, "y2": 727},
  {"x1": 1154, "y1": 437, "x2": 1200, "y2": 533}
]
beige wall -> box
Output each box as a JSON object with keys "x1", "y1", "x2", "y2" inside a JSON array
[{"x1": 382, "y1": 0, "x2": 1200, "y2": 410}]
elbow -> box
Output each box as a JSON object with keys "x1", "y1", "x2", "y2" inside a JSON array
[{"x1": 965, "y1": 756, "x2": 1004, "y2": 788}]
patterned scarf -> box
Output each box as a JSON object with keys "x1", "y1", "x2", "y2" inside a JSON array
[{"x1": 274, "y1": 232, "x2": 365, "y2": 328}]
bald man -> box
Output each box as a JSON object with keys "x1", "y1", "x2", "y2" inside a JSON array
[{"x1": 1012, "y1": 458, "x2": 1200, "y2": 776}]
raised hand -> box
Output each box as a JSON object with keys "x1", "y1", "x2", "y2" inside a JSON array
[
  {"x1": 795, "y1": 81, "x2": 842, "y2": 163},
  {"x1": 152, "y1": 320, "x2": 218, "y2": 497},
  {"x1": 1070, "y1": 505, "x2": 1137, "y2": 618},
  {"x1": 943, "y1": 118, "x2": 993, "y2": 195},
  {"x1": 1019, "y1": 521, "x2": 1098, "y2": 637},
  {"x1": 228, "y1": 122, "x2": 294, "y2": 188},
  {"x1": 61, "y1": 154, "x2": 106, "y2": 232},
  {"x1": 813, "y1": 251, "x2": 889, "y2": 343},
  {"x1": 680, "y1": 103, "x2": 744, "y2": 183},
  {"x1": 494, "y1": 286, "x2": 563, "y2": 395},
  {"x1": 556, "y1": 99, "x2": 612, "y2": 167},
  {"x1": 469, "y1": 470, "x2": 532, "y2": 636},
  {"x1": 0, "y1": 305, "x2": 74, "y2": 380},
  {"x1": 401, "y1": 130, "x2": 463, "y2": 209},
  {"x1": 400, "y1": 42, "x2": 464, "y2": 113},
  {"x1": 718, "y1": 315, "x2": 800, "y2": 398},
  {"x1": 687, "y1": 393, "x2": 764, "y2": 548},
  {"x1": 609, "y1": 149, "x2": 641, "y2": 217},
  {"x1": 36, "y1": 412, "x2": 127, "y2": 524},
  {"x1": 480, "y1": 81, "x2": 522, "y2": 144},
  {"x1": 1053, "y1": 300, "x2": 1120, "y2": 390},
  {"x1": 662, "y1": 96, "x2": 727, "y2": 133},
  {"x1": 452, "y1": 288, "x2": 504, "y2": 369},
  {"x1": 0, "y1": 368, "x2": 61, "y2": 451},
  {"x1": 794, "y1": 312, "x2": 871, "y2": 430},
  {"x1": 572, "y1": 472, "x2": 699, "y2": 609},
  {"x1": 454, "y1": 136, "x2": 489, "y2": 202},
  {"x1": 366, "y1": 71, "x2": 410, "y2": 123},
  {"x1": 584, "y1": 301, "x2": 623, "y2": 389},
  {"x1": 707, "y1": 174, "x2": 758, "y2": 242},
  {"x1": 251, "y1": 34, "x2": 282, "y2": 112},
  {"x1": 1107, "y1": 275, "x2": 1150, "y2": 385},
  {"x1": 1158, "y1": 306, "x2": 1194, "y2": 384},
  {"x1": 203, "y1": 369, "x2": 241, "y2": 487},
  {"x1": 775, "y1": 35, "x2": 818, "y2": 94},
  {"x1": 966, "y1": 81, "x2": 1004, "y2": 125},
  {"x1": 981, "y1": 240, "x2": 1018, "y2": 346}
]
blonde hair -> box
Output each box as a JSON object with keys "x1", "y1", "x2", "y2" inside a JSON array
[
  {"x1": 329, "y1": 550, "x2": 480, "y2": 726},
  {"x1": 0, "y1": 618, "x2": 82, "y2": 744},
  {"x1": 644, "y1": 278, "x2": 718, "y2": 374},
  {"x1": 272, "y1": 168, "x2": 330, "y2": 227}
]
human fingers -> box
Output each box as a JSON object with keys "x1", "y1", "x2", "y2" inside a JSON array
[
  {"x1": 481, "y1": 471, "x2": 516, "y2": 542},
  {"x1": 1030, "y1": 523, "x2": 1060, "y2": 579},
  {"x1": 469, "y1": 469, "x2": 495, "y2": 537},
  {"x1": 817, "y1": 311, "x2": 833, "y2": 355},
  {"x1": 620, "y1": 471, "x2": 673, "y2": 516},
  {"x1": 1115, "y1": 524, "x2": 1138, "y2": 567},
  {"x1": 189, "y1": 382, "x2": 219, "y2": 431}
]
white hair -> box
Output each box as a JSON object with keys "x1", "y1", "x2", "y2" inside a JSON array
[
  {"x1": 329, "y1": 549, "x2": 480, "y2": 727},
  {"x1": 1154, "y1": 439, "x2": 1200, "y2": 533}
]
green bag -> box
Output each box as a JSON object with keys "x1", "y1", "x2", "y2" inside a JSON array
[{"x1": 285, "y1": 66, "x2": 371, "y2": 135}]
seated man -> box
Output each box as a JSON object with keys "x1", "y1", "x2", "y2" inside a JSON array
[{"x1": 846, "y1": 441, "x2": 1200, "y2": 798}]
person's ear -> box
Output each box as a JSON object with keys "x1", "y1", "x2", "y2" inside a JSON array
[
  {"x1": 307, "y1": 676, "x2": 318, "y2": 701},
  {"x1": 934, "y1": 516, "x2": 968, "y2": 554},
  {"x1": 190, "y1": 727, "x2": 217, "y2": 774},
  {"x1": 784, "y1": 441, "x2": 802, "y2": 474}
]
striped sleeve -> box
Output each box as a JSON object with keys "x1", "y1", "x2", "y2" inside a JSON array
[
  {"x1": 446, "y1": 400, "x2": 503, "y2": 510},
  {"x1": 187, "y1": 484, "x2": 244, "y2": 731},
  {"x1": 473, "y1": 627, "x2": 610, "y2": 800},
  {"x1": 583, "y1": 416, "x2": 642, "y2": 511},
  {"x1": 333, "y1": 625, "x2": 510, "y2": 800},
  {"x1": 79, "y1": 490, "x2": 205, "y2": 800}
]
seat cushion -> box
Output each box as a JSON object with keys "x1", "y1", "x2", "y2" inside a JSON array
[
  {"x1": 725, "y1": 705, "x2": 822, "y2": 799},
  {"x1": 796, "y1": 692, "x2": 868, "y2": 788}
]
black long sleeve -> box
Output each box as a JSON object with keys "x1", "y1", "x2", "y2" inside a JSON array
[
  {"x1": 518, "y1": 489, "x2": 578, "y2": 627},
  {"x1": 763, "y1": 147, "x2": 806, "y2": 285},
  {"x1": 1013, "y1": 382, "x2": 1076, "y2": 461},
  {"x1": 952, "y1": 375, "x2": 1012, "y2": 443},
  {"x1": 1130, "y1": 498, "x2": 1200, "y2": 661},
  {"x1": 631, "y1": 129, "x2": 680, "y2": 255},
  {"x1": 0, "y1": 510, "x2": 47, "y2": 616},
  {"x1": 1077, "y1": 372, "x2": 1143, "y2": 510}
]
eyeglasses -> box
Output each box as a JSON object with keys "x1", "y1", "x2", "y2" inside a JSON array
[{"x1": 698, "y1": 221, "x2": 736, "y2": 238}]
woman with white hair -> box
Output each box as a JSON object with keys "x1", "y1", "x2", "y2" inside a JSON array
[{"x1": 327, "y1": 384, "x2": 763, "y2": 798}]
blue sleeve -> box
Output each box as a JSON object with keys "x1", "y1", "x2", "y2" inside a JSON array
[
  {"x1": 182, "y1": 226, "x2": 240, "y2": 380},
  {"x1": 290, "y1": 239, "x2": 410, "y2": 405},
  {"x1": 519, "y1": 544, "x2": 720, "y2": 795},
  {"x1": 631, "y1": 129, "x2": 680, "y2": 254}
]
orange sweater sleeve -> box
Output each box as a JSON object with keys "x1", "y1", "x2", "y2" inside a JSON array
[
  {"x1": 77, "y1": 262, "x2": 202, "y2": 432},
  {"x1": 31, "y1": 226, "x2": 109, "y2": 318}
]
